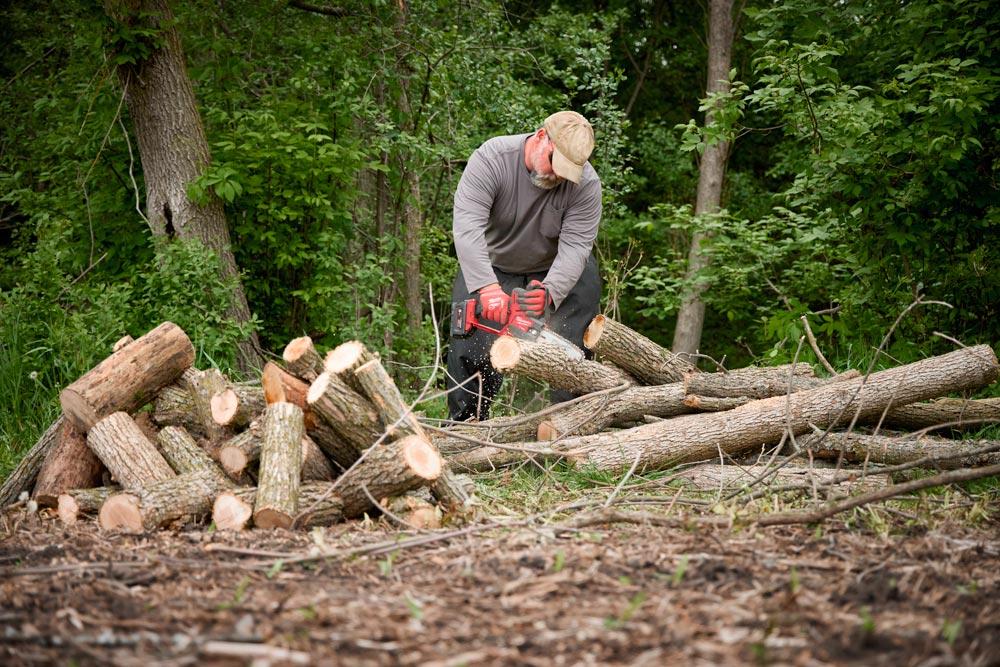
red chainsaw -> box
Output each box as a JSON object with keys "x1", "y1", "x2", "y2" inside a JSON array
[{"x1": 451, "y1": 286, "x2": 584, "y2": 360}]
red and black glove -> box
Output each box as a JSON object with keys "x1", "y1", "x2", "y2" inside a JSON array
[
  {"x1": 516, "y1": 279, "x2": 550, "y2": 318},
  {"x1": 477, "y1": 283, "x2": 510, "y2": 324}
]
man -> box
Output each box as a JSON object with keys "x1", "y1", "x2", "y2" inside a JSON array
[{"x1": 447, "y1": 110, "x2": 603, "y2": 421}]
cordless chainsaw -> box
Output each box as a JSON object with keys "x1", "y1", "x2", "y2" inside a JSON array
[{"x1": 451, "y1": 287, "x2": 584, "y2": 360}]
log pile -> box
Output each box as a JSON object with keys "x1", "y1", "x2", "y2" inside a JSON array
[{"x1": 4, "y1": 321, "x2": 467, "y2": 533}]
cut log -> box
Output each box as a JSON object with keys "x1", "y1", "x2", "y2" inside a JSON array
[
  {"x1": 98, "y1": 469, "x2": 233, "y2": 532},
  {"x1": 306, "y1": 371, "x2": 383, "y2": 451},
  {"x1": 583, "y1": 314, "x2": 697, "y2": 384},
  {"x1": 33, "y1": 420, "x2": 105, "y2": 506},
  {"x1": 211, "y1": 384, "x2": 264, "y2": 429},
  {"x1": 802, "y1": 432, "x2": 1000, "y2": 469},
  {"x1": 430, "y1": 413, "x2": 550, "y2": 455},
  {"x1": 153, "y1": 383, "x2": 202, "y2": 434},
  {"x1": 537, "y1": 383, "x2": 690, "y2": 440},
  {"x1": 156, "y1": 426, "x2": 233, "y2": 485},
  {"x1": 553, "y1": 344, "x2": 999, "y2": 472},
  {"x1": 86, "y1": 412, "x2": 176, "y2": 489},
  {"x1": 682, "y1": 364, "x2": 823, "y2": 399},
  {"x1": 676, "y1": 464, "x2": 885, "y2": 494},
  {"x1": 682, "y1": 394, "x2": 751, "y2": 411},
  {"x1": 353, "y1": 358, "x2": 472, "y2": 511},
  {"x1": 186, "y1": 368, "x2": 231, "y2": 443},
  {"x1": 60, "y1": 321, "x2": 195, "y2": 431},
  {"x1": 282, "y1": 336, "x2": 326, "y2": 383},
  {"x1": 299, "y1": 435, "x2": 337, "y2": 481},
  {"x1": 57, "y1": 486, "x2": 119, "y2": 525},
  {"x1": 213, "y1": 484, "x2": 345, "y2": 531},
  {"x1": 380, "y1": 494, "x2": 442, "y2": 529},
  {"x1": 217, "y1": 424, "x2": 262, "y2": 477},
  {"x1": 0, "y1": 417, "x2": 65, "y2": 507},
  {"x1": 879, "y1": 397, "x2": 1000, "y2": 432},
  {"x1": 490, "y1": 336, "x2": 634, "y2": 394},
  {"x1": 325, "y1": 340, "x2": 377, "y2": 393},
  {"x1": 253, "y1": 402, "x2": 304, "y2": 529},
  {"x1": 331, "y1": 434, "x2": 442, "y2": 520}
]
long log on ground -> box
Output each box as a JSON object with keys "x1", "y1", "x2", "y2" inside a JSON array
[
  {"x1": 878, "y1": 397, "x2": 1000, "y2": 432},
  {"x1": 211, "y1": 383, "x2": 264, "y2": 429},
  {"x1": 314, "y1": 434, "x2": 441, "y2": 522},
  {"x1": 354, "y1": 358, "x2": 471, "y2": 511},
  {"x1": 447, "y1": 443, "x2": 566, "y2": 473},
  {"x1": 57, "y1": 486, "x2": 119, "y2": 526},
  {"x1": 282, "y1": 336, "x2": 326, "y2": 383},
  {"x1": 325, "y1": 340, "x2": 377, "y2": 394},
  {"x1": 537, "y1": 384, "x2": 690, "y2": 440},
  {"x1": 802, "y1": 431, "x2": 1000, "y2": 469},
  {"x1": 551, "y1": 344, "x2": 999, "y2": 472},
  {"x1": 0, "y1": 417, "x2": 65, "y2": 507},
  {"x1": 682, "y1": 364, "x2": 829, "y2": 400},
  {"x1": 253, "y1": 402, "x2": 304, "y2": 529},
  {"x1": 490, "y1": 337, "x2": 635, "y2": 394},
  {"x1": 87, "y1": 412, "x2": 176, "y2": 489},
  {"x1": 430, "y1": 411, "x2": 557, "y2": 455},
  {"x1": 99, "y1": 469, "x2": 233, "y2": 532},
  {"x1": 33, "y1": 420, "x2": 105, "y2": 506},
  {"x1": 156, "y1": 426, "x2": 233, "y2": 485},
  {"x1": 676, "y1": 464, "x2": 885, "y2": 494},
  {"x1": 60, "y1": 322, "x2": 194, "y2": 431},
  {"x1": 306, "y1": 371, "x2": 383, "y2": 451},
  {"x1": 583, "y1": 314, "x2": 697, "y2": 383},
  {"x1": 213, "y1": 484, "x2": 344, "y2": 531}
]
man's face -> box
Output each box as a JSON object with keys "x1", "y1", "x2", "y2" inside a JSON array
[{"x1": 530, "y1": 133, "x2": 563, "y2": 190}]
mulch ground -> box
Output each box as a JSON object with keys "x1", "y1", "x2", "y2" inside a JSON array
[{"x1": 1, "y1": 509, "x2": 999, "y2": 666}]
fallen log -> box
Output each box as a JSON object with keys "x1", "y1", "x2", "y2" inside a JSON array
[
  {"x1": 490, "y1": 336, "x2": 634, "y2": 394},
  {"x1": 353, "y1": 358, "x2": 471, "y2": 511},
  {"x1": 802, "y1": 431, "x2": 1000, "y2": 469},
  {"x1": 306, "y1": 371, "x2": 383, "y2": 451},
  {"x1": 536, "y1": 383, "x2": 690, "y2": 440},
  {"x1": 325, "y1": 340, "x2": 377, "y2": 394},
  {"x1": 682, "y1": 364, "x2": 825, "y2": 399},
  {"x1": 86, "y1": 412, "x2": 176, "y2": 489},
  {"x1": 430, "y1": 413, "x2": 552, "y2": 455},
  {"x1": 676, "y1": 464, "x2": 885, "y2": 494},
  {"x1": 211, "y1": 384, "x2": 265, "y2": 429},
  {"x1": 553, "y1": 344, "x2": 999, "y2": 472},
  {"x1": 217, "y1": 426, "x2": 336, "y2": 481},
  {"x1": 214, "y1": 484, "x2": 344, "y2": 531},
  {"x1": 282, "y1": 336, "x2": 326, "y2": 383},
  {"x1": 879, "y1": 397, "x2": 1000, "y2": 432},
  {"x1": 682, "y1": 395, "x2": 750, "y2": 411},
  {"x1": 0, "y1": 417, "x2": 65, "y2": 507},
  {"x1": 152, "y1": 383, "x2": 202, "y2": 434},
  {"x1": 253, "y1": 401, "x2": 304, "y2": 529},
  {"x1": 57, "y1": 486, "x2": 119, "y2": 526},
  {"x1": 60, "y1": 321, "x2": 194, "y2": 431},
  {"x1": 99, "y1": 469, "x2": 233, "y2": 532},
  {"x1": 156, "y1": 426, "x2": 233, "y2": 485},
  {"x1": 33, "y1": 420, "x2": 104, "y2": 506},
  {"x1": 582, "y1": 314, "x2": 696, "y2": 384}
]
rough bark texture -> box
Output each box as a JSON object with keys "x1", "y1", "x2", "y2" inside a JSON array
[
  {"x1": 334, "y1": 435, "x2": 441, "y2": 519},
  {"x1": 253, "y1": 402, "x2": 304, "y2": 529},
  {"x1": 325, "y1": 340, "x2": 377, "y2": 394},
  {"x1": 431, "y1": 414, "x2": 550, "y2": 455},
  {"x1": 156, "y1": 425, "x2": 232, "y2": 485},
  {"x1": 682, "y1": 395, "x2": 750, "y2": 411},
  {"x1": 555, "y1": 345, "x2": 999, "y2": 472},
  {"x1": 676, "y1": 464, "x2": 885, "y2": 494},
  {"x1": 211, "y1": 383, "x2": 265, "y2": 429},
  {"x1": 215, "y1": 484, "x2": 345, "y2": 531},
  {"x1": 217, "y1": 425, "x2": 262, "y2": 477},
  {"x1": 0, "y1": 417, "x2": 66, "y2": 507},
  {"x1": 186, "y1": 368, "x2": 231, "y2": 443},
  {"x1": 306, "y1": 371, "x2": 383, "y2": 451},
  {"x1": 491, "y1": 337, "x2": 635, "y2": 394},
  {"x1": 153, "y1": 383, "x2": 202, "y2": 434},
  {"x1": 448, "y1": 444, "x2": 563, "y2": 473},
  {"x1": 282, "y1": 336, "x2": 326, "y2": 383},
  {"x1": 32, "y1": 420, "x2": 105, "y2": 506},
  {"x1": 299, "y1": 435, "x2": 337, "y2": 482},
  {"x1": 108, "y1": 0, "x2": 261, "y2": 371},
  {"x1": 537, "y1": 383, "x2": 691, "y2": 440},
  {"x1": 583, "y1": 315, "x2": 696, "y2": 384},
  {"x1": 60, "y1": 322, "x2": 194, "y2": 431},
  {"x1": 99, "y1": 469, "x2": 232, "y2": 532},
  {"x1": 57, "y1": 486, "x2": 119, "y2": 526},
  {"x1": 354, "y1": 358, "x2": 472, "y2": 511},
  {"x1": 683, "y1": 364, "x2": 826, "y2": 400},
  {"x1": 879, "y1": 397, "x2": 1000, "y2": 432},
  {"x1": 86, "y1": 412, "x2": 177, "y2": 489},
  {"x1": 802, "y1": 432, "x2": 1000, "y2": 469},
  {"x1": 671, "y1": 0, "x2": 734, "y2": 357}
]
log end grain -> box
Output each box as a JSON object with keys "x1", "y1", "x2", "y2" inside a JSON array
[
  {"x1": 211, "y1": 389, "x2": 239, "y2": 426},
  {"x1": 253, "y1": 508, "x2": 293, "y2": 530},
  {"x1": 306, "y1": 372, "x2": 330, "y2": 405},
  {"x1": 490, "y1": 337, "x2": 521, "y2": 371},
  {"x1": 219, "y1": 446, "x2": 249, "y2": 476},
  {"x1": 537, "y1": 421, "x2": 559, "y2": 441},
  {"x1": 325, "y1": 341, "x2": 365, "y2": 373},
  {"x1": 283, "y1": 336, "x2": 315, "y2": 365},
  {"x1": 582, "y1": 314, "x2": 606, "y2": 350},
  {"x1": 57, "y1": 494, "x2": 80, "y2": 526},
  {"x1": 262, "y1": 363, "x2": 287, "y2": 405},
  {"x1": 402, "y1": 435, "x2": 443, "y2": 481},
  {"x1": 98, "y1": 494, "x2": 143, "y2": 532},
  {"x1": 213, "y1": 492, "x2": 253, "y2": 531}
]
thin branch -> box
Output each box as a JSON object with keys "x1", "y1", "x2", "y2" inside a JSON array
[{"x1": 800, "y1": 314, "x2": 837, "y2": 375}]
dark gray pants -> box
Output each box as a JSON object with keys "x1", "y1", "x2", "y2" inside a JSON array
[{"x1": 446, "y1": 255, "x2": 601, "y2": 422}]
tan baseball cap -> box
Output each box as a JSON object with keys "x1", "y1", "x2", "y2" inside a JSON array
[{"x1": 543, "y1": 111, "x2": 594, "y2": 184}]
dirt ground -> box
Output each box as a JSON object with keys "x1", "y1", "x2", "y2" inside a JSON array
[{"x1": 2, "y1": 508, "x2": 999, "y2": 667}]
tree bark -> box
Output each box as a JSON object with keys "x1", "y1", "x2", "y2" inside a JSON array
[
  {"x1": 584, "y1": 315, "x2": 696, "y2": 384},
  {"x1": 33, "y1": 420, "x2": 105, "y2": 506},
  {"x1": 214, "y1": 484, "x2": 344, "y2": 531},
  {"x1": 156, "y1": 425, "x2": 232, "y2": 485},
  {"x1": 253, "y1": 402, "x2": 304, "y2": 529},
  {"x1": 106, "y1": 0, "x2": 262, "y2": 371},
  {"x1": 682, "y1": 363, "x2": 826, "y2": 399},
  {"x1": 556, "y1": 344, "x2": 998, "y2": 472},
  {"x1": 87, "y1": 412, "x2": 177, "y2": 489},
  {"x1": 282, "y1": 336, "x2": 326, "y2": 383},
  {"x1": 802, "y1": 432, "x2": 1000, "y2": 469},
  {"x1": 490, "y1": 336, "x2": 635, "y2": 394},
  {"x1": 676, "y1": 464, "x2": 885, "y2": 494},
  {"x1": 672, "y1": 0, "x2": 735, "y2": 357},
  {"x1": 59, "y1": 321, "x2": 194, "y2": 431},
  {"x1": 879, "y1": 397, "x2": 1000, "y2": 432},
  {"x1": 0, "y1": 417, "x2": 65, "y2": 507},
  {"x1": 99, "y1": 468, "x2": 233, "y2": 532},
  {"x1": 58, "y1": 486, "x2": 119, "y2": 526},
  {"x1": 306, "y1": 371, "x2": 383, "y2": 451},
  {"x1": 211, "y1": 383, "x2": 265, "y2": 429},
  {"x1": 325, "y1": 340, "x2": 377, "y2": 394}
]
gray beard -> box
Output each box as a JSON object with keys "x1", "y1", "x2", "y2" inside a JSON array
[{"x1": 530, "y1": 171, "x2": 560, "y2": 190}]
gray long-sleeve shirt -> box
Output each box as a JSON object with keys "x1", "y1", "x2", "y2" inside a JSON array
[{"x1": 452, "y1": 133, "x2": 602, "y2": 308}]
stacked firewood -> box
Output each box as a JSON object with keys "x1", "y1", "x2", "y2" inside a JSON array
[{"x1": 1, "y1": 322, "x2": 471, "y2": 532}]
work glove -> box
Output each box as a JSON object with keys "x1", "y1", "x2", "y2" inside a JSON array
[
  {"x1": 477, "y1": 283, "x2": 510, "y2": 325},
  {"x1": 516, "y1": 279, "x2": 550, "y2": 318}
]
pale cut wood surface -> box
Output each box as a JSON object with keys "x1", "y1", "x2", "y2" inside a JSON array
[{"x1": 491, "y1": 336, "x2": 635, "y2": 394}]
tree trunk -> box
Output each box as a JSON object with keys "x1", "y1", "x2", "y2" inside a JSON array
[
  {"x1": 584, "y1": 315, "x2": 696, "y2": 384},
  {"x1": 58, "y1": 486, "x2": 120, "y2": 526},
  {"x1": 106, "y1": 0, "x2": 262, "y2": 371},
  {"x1": 490, "y1": 336, "x2": 635, "y2": 394},
  {"x1": 156, "y1": 425, "x2": 232, "y2": 484},
  {"x1": 879, "y1": 397, "x2": 1000, "y2": 432},
  {"x1": 671, "y1": 0, "x2": 735, "y2": 357},
  {"x1": 33, "y1": 421, "x2": 105, "y2": 506},
  {"x1": 99, "y1": 468, "x2": 232, "y2": 532},
  {"x1": 253, "y1": 402, "x2": 304, "y2": 529},
  {"x1": 802, "y1": 432, "x2": 1000, "y2": 469},
  {"x1": 282, "y1": 336, "x2": 326, "y2": 383},
  {"x1": 677, "y1": 464, "x2": 885, "y2": 494},
  {"x1": 87, "y1": 412, "x2": 177, "y2": 489},
  {"x1": 306, "y1": 371, "x2": 384, "y2": 451}
]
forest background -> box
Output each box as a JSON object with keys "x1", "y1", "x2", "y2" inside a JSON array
[{"x1": 1, "y1": 0, "x2": 997, "y2": 478}]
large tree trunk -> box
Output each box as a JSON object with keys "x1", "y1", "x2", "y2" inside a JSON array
[
  {"x1": 671, "y1": 0, "x2": 735, "y2": 358},
  {"x1": 106, "y1": 0, "x2": 262, "y2": 371}
]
